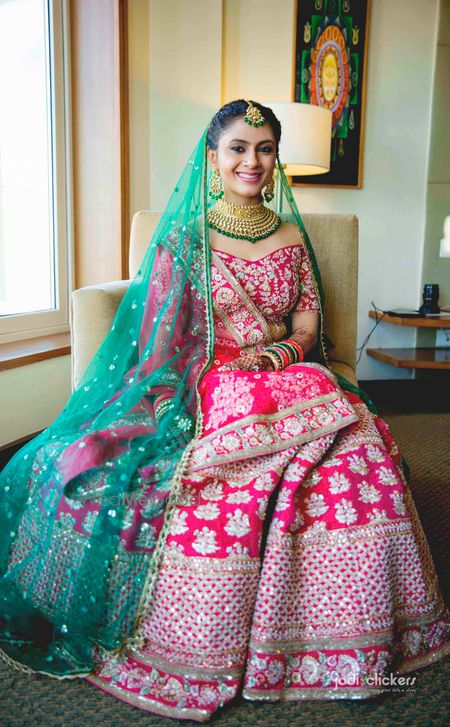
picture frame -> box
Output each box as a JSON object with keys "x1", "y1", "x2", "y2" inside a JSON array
[{"x1": 291, "y1": 0, "x2": 371, "y2": 189}]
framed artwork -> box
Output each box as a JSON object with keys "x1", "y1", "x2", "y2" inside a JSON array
[{"x1": 292, "y1": 0, "x2": 370, "y2": 188}]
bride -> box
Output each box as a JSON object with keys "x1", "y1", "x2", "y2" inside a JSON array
[{"x1": 0, "y1": 100, "x2": 448, "y2": 722}]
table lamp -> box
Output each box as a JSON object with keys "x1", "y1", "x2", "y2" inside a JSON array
[{"x1": 265, "y1": 102, "x2": 332, "y2": 212}]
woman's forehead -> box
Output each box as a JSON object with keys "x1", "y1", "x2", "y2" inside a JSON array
[{"x1": 219, "y1": 117, "x2": 275, "y2": 145}]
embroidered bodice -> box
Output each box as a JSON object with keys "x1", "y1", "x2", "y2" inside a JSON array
[
  {"x1": 210, "y1": 243, "x2": 320, "y2": 348},
  {"x1": 213, "y1": 244, "x2": 320, "y2": 315}
]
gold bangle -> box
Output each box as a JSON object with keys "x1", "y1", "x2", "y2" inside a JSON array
[
  {"x1": 155, "y1": 398, "x2": 174, "y2": 421},
  {"x1": 260, "y1": 351, "x2": 282, "y2": 371}
]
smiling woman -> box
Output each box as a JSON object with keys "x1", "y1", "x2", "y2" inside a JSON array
[{"x1": 207, "y1": 124, "x2": 277, "y2": 206}]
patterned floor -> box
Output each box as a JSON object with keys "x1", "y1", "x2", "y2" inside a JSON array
[{"x1": 0, "y1": 410, "x2": 449, "y2": 726}]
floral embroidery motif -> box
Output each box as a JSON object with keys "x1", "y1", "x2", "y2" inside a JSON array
[
  {"x1": 193, "y1": 502, "x2": 221, "y2": 520},
  {"x1": 211, "y1": 243, "x2": 320, "y2": 352},
  {"x1": 378, "y1": 466, "x2": 400, "y2": 486},
  {"x1": 226, "y1": 490, "x2": 252, "y2": 505},
  {"x1": 263, "y1": 371, "x2": 323, "y2": 408},
  {"x1": 335, "y1": 498, "x2": 358, "y2": 524},
  {"x1": 170, "y1": 509, "x2": 189, "y2": 535},
  {"x1": 192, "y1": 526, "x2": 220, "y2": 554},
  {"x1": 366, "y1": 444, "x2": 385, "y2": 462},
  {"x1": 391, "y1": 492, "x2": 408, "y2": 516},
  {"x1": 328, "y1": 472, "x2": 352, "y2": 494},
  {"x1": 202, "y1": 481, "x2": 224, "y2": 500},
  {"x1": 358, "y1": 481, "x2": 382, "y2": 504},
  {"x1": 347, "y1": 454, "x2": 370, "y2": 475},
  {"x1": 225, "y1": 509, "x2": 251, "y2": 537},
  {"x1": 305, "y1": 492, "x2": 329, "y2": 518},
  {"x1": 208, "y1": 375, "x2": 256, "y2": 429},
  {"x1": 213, "y1": 243, "x2": 320, "y2": 319}
]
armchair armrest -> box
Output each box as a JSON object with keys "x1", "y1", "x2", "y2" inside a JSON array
[
  {"x1": 70, "y1": 280, "x2": 131, "y2": 391},
  {"x1": 328, "y1": 360, "x2": 358, "y2": 388}
]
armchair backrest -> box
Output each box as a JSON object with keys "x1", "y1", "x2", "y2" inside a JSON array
[{"x1": 129, "y1": 210, "x2": 358, "y2": 372}]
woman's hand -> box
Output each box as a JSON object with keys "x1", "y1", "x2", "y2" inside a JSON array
[
  {"x1": 217, "y1": 352, "x2": 275, "y2": 373},
  {"x1": 289, "y1": 311, "x2": 319, "y2": 356}
]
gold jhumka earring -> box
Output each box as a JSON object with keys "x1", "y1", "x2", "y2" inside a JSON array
[
  {"x1": 209, "y1": 168, "x2": 224, "y2": 199},
  {"x1": 263, "y1": 175, "x2": 275, "y2": 202}
]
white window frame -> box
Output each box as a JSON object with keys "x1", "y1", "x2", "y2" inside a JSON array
[{"x1": 0, "y1": 0, "x2": 74, "y2": 345}]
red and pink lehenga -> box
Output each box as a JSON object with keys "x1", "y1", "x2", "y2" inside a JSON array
[{"x1": 75, "y1": 241, "x2": 449, "y2": 721}]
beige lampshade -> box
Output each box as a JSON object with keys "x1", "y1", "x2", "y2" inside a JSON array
[
  {"x1": 440, "y1": 215, "x2": 450, "y2": 258},
  {"x1": 265, "y1": 101, "x2": 332, "y2": 175}
]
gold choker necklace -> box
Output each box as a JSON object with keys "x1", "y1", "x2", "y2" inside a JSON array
[{"x1": 207, "y1": 199, "x2": 281, "y2": 243}]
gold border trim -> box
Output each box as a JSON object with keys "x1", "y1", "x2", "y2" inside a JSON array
[
  {"x1": 248, "y1": 607, "x2": 449, "y2": 651},
  {"x1": 242, "y1": 686, "x2": 384, "y2": 701},
  {"x1": 125, "y1": 647, "x2": 243, "y2": 679},
  {"x1": 190, "y1": 412, "x2": 358, "y2": 471},
  {"x1": 397, "y1": 642, "x2": 450, "y2": 673},
  {"x1": 195, "y1": 389, "x2": 348, "y2": 443},
  {"x1": 212, "y1": 296, "x2": 246, "y2": 347},
  {"x1": 86, "y1": 674, "x2": 213, "y2": 721},
  {"x1": 189, "y1": 390, "x2": 359, "y2": 470},
  {"x1": 249, "y1": 631, "x2": 394, "y2": 653}
]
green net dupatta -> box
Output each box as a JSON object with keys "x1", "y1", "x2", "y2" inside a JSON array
[{"x1": 0, "y1": 128, "x2": 215, "y2": 676}]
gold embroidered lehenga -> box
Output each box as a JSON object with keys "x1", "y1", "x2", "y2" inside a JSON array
[{"x1": 82, "y1": 240, "x2": 450, "y2": 720}]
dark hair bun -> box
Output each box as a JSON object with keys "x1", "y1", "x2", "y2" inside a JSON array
[{"x1": 207, "y1": 100, "x2": 281, "y2": 152}]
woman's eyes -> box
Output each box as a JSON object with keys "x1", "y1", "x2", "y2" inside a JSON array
[{"x1": 230, "y1": 145, "x2": 274, "y2": 153}]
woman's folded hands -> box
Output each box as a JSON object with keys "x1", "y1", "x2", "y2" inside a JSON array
[{"x1": 217, "y1": 351, "x2": 275, "y2": 373}]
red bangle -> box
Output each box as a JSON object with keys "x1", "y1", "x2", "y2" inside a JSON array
[
  {"x1": 288, "y1": 340, "x2": 304, "y2": 362},
  {"x1": 265, "y1": 344, "x2": 289, "y2": 369},
  {"x1": 154, "y1": 392, "x2": 173, "y2": 408}
]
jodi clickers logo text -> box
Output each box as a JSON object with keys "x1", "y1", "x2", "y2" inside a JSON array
[{"x1": 333, "y1": 673, "x2": 417, "y2": 690}]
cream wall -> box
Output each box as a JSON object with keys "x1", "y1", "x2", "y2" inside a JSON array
[
  {"x1": 127, "y1": 0, "x2": 441, "y2": 382},
  {"x1": 0, "y1": 357, "x2": 71, "y2": 448},
  {"x1": 419, "y1": 0, "x2": 450, "y2": 351},
  {"x1": 128, "y1": 0, "x2": 151, "y2": 218},
  {"x1": 129, "y1": 0, "x2": 223, "y2": 211}
]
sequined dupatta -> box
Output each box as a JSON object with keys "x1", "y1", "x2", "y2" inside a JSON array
[{"x1": 0, "y1": 130, "x2": 214, "y2": 676}]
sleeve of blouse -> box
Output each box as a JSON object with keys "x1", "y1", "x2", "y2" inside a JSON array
[{"x1": 292, "y1": 239, "x2": 321, "y2": 312}]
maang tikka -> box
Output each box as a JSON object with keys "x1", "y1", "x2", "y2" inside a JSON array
[{"x1": 243, "y1": 100, "x2": 265, "y2": 127}]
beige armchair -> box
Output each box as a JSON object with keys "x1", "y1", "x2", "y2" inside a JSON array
[{"x1": 70, "y1": 211, "x2": 359, "y2": 391}]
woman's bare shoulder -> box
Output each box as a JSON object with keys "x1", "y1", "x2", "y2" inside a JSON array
[{"x1": 277, "y1": 221, "x2": 304, "y2": 245}]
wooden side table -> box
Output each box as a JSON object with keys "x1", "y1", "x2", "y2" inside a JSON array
[{"x1": 366, "y1": 311, "x2": 450, "y2": 370}]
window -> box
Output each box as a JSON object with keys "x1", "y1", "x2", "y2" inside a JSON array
[{"x1": 0, "y1": 0, "x2": 73, "y2": 344}]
